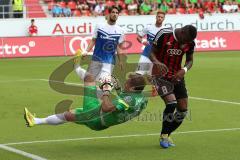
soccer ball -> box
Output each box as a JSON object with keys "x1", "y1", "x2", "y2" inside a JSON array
[{"x1": 98, "y1": 75, "x2": 114, "y2": 92}]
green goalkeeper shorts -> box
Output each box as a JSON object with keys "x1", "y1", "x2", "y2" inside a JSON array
[{"x1": 74, "y1": 86, "x2": 108, "y2": 131}]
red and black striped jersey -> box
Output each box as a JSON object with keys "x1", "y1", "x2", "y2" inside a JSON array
[{"x1": 152, "y1": 28, "x2": 195, "y2": 79}]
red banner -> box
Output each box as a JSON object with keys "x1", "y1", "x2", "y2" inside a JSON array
[
  {"x1": 0, "y1": 37, "x2": 65, "y2": 58},
  {"x1": 195, "y1": 31, "x2": 240, "y2": 51},
  {"x1": 0, "y1": 31, "x2": 239, "y2": 58}
]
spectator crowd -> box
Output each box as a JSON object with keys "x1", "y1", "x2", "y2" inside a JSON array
[{"x1": 47, "y1": 0, "x2": 240, "y2": 17}]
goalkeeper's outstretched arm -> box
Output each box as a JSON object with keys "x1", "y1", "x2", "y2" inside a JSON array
[
  {"x1": 112, "y1": 75, "x2": 122, "y2": 96},
  {"x1": 101, "y1": 93, "x2": 116, "y2": 112}
]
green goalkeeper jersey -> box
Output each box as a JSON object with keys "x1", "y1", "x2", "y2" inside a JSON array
[
  {"x1": 74, "y1": 89, "x2": 148, "y2": 130},
  {"x1": 102, "y1": 91, "x2": 148, "y2": 127}
]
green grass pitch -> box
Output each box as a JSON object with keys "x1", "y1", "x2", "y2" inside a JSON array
[{"x1": 0, "y1": 51, "x2": 240, "y2": 160}]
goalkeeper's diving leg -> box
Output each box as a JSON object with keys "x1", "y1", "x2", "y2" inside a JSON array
[
  {"x1": 73, "y1": 49, "x2": 113, "y2": 97},
  {"x1": 74, "y1": 49, "x2": 87, "y2": 80},
  {"x1": 24, "y1": 70, "x2": 98, "y2": 127}
]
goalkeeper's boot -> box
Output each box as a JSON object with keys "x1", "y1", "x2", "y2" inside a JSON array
[
  {"x1": 160, "y1": 134, "x2": 170, "y2": 148},
  {"x1": 168, "y1": 136, "x2": 176, "y2": 147},
  {"x1": 24, "y1": 108, "x2": 36, "y2": 127},
  {"x1": 73, "y1": 49, "x2": 82, "y2": 66}
]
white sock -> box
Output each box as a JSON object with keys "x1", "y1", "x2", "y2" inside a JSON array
[
  {"x1": 75, "y1": 64, "x2": 87, "y2": 80},
  {"x1": 34, "y1": 113, "x2": 66, "y2": 125}
]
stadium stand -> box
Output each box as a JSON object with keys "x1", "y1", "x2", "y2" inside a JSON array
[
  {"x1": 0, "y1": 0, "x2": 11, "y2": 18},
  {"x1": 42, "y1": 0, "x2": 240, "y2": 17},
  {"x1": 0, "y1": 0, "x2": 240, "y2": 18},
  {"x1": 25, "y1": 0, "x2": 46, "y2": 17}
]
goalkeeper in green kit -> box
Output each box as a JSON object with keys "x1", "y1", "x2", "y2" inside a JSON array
[{"x1": 24, "y1": 57, "x2": 148, "y2": 131}]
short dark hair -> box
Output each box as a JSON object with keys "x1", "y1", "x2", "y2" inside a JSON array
[
  {"x1": 128, "y1": 74, "x2": 146, "y2": 92},
  {"x1": 31, "y1": 19, "x2": 35, "y2": 23},
  {"x1": 108, "y1": 6, "x2": 120, "y2": 14},
  {"x1": 183, "y1": 25, "x2": 197, "y2": 40}
]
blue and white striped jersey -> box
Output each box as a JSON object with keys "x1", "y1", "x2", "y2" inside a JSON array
[
  {"x1": 138, "y1": 25, "x2": 162, "y2": 57},
  {"x1": 92, "y1": 23, "x2": 125, "y2": 64}
]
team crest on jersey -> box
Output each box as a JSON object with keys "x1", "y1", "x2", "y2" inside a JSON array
[
  {"x1": 124, "y1": 96, "x2": 133, "y2": 105},
  {"x1": 166, "y1": 42, "x2": 172, "y2": 45},
  {"x1": 180, "y1": 44, "x2": 187, "y2": 49},
  {"x1": 167, "y1": 49, "x2": 182, "y2": 56},
  {"x1": 124, "y1": 96, "x2": 132, "y2": 104},
  {"x1": 100, "y1": 35, "x2": 116, "y2": 41}
]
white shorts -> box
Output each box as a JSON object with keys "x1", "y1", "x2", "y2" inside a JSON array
[
  {"x1": 136, "y1": 55, "x2": 153, "y2": 75},
  {"x1": 87, "y1": 60, "x2": 114, "y2": 81}
]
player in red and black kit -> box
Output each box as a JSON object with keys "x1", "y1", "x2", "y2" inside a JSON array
[
  {"x1": 28, "y1": 19, "x2": 38, "y2": 36},
  {"x1": 149, "y1": 25, "x2": 197, "y2": 148}
]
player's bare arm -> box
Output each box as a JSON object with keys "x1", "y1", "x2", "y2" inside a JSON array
[
  {"x1": 137, "y1": 34, "x2": 149, "y2": 46},
  {"x1": 117, "y1": 43, "x2": 124, "y2": 70},
  {"x1": 184, "y1": 52, "x2": 193, "y2": 70},
  {"x1": 136, "y1": 34, "x2": 143, "y2": 43},
  {"x1": 83, "y1": 38, "x2": 96, "y2": 56},
  {"x1": 149, "y1": 45, "x2": 166, "y2": 71},
  {"x1": 173, "y1": 53, "x2": 193, "y2": 82},
  {"x1": 149, "y1": 45, "x2": 159, "y2": 64}
]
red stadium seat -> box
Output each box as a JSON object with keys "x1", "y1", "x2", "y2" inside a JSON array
[
  {"x1": 48, "y1": 1, "x2": 56, "y2": 11},
  {"x1": 82, "y1": 10, "x2": 91, "y2": 16},
  {"x1": 25, "y1": 0, "x2": 47, "y2": 17},
  {"x1": 198, "y1": 8, "x2": 204, "y2": 13},
  {"x1": 177, "y1": 8, "x2": 186, "y2": 14},
  {"x1": 117, "y1": 0, "x2": 126, "y2": 9},
  {"x1": 105, "y1": 0, "x2": 115, "y2": 7},
  {"x1": 104, "y1": 9, "x2": 109, "y2": 15},
  {"x1": 73, "y1": 9, "x2": 81, "y2": 16},
  {"x1": 44, "y1": 0, "x2": 52, "y2": 3},
  {"x1": 58, "y1": 1, "x2": 66, "y2": 8},
  {"x1": 121, "y1": 9, "x2": 129, "y2": 15},
  {"x1": 188, "y1": 8, "x2": 196, "y2": 14},
  {"x1": 167, "y1": 8, "x2": 176, "y2": 14},
  {"x1": 68, "y1": 1, "x2": 76, "y2": 10}
]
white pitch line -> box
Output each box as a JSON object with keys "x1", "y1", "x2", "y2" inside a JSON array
[
  {"x1": 1, "y1": 78, "x2": 240, "y2": 105},
  {"x1": 189, "y1": 96, "x2": 240, "y2": 105},
  {"x1": 0, "y1": 78, "x2": 83, "y2": 86},
  {"x1": 0, "y1": 79, "x2": 42, "y2": 83},
  {"x1": 173, "y1": 127, "x2": 240, "y2": 134},
  {"x1": 0, "y1": 144, "x2": 47, "y2": 160},
  {"x1": 39, "y1": 79, "x2": 83, "y2": 86},
  {"x1": 3, "y1": 127, "x2": 240, "y2": 146},
  {"x1": 39, "y1": 79, "x2": 240, "y2": 105}
]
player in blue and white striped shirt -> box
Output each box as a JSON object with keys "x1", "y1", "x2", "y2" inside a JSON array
[
  {"x1": 75, "y1": 6, "x2": 125, "y2": 82},
  {"x1": 136, "y1": 11, "x2": 165, "y2": 75}
]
